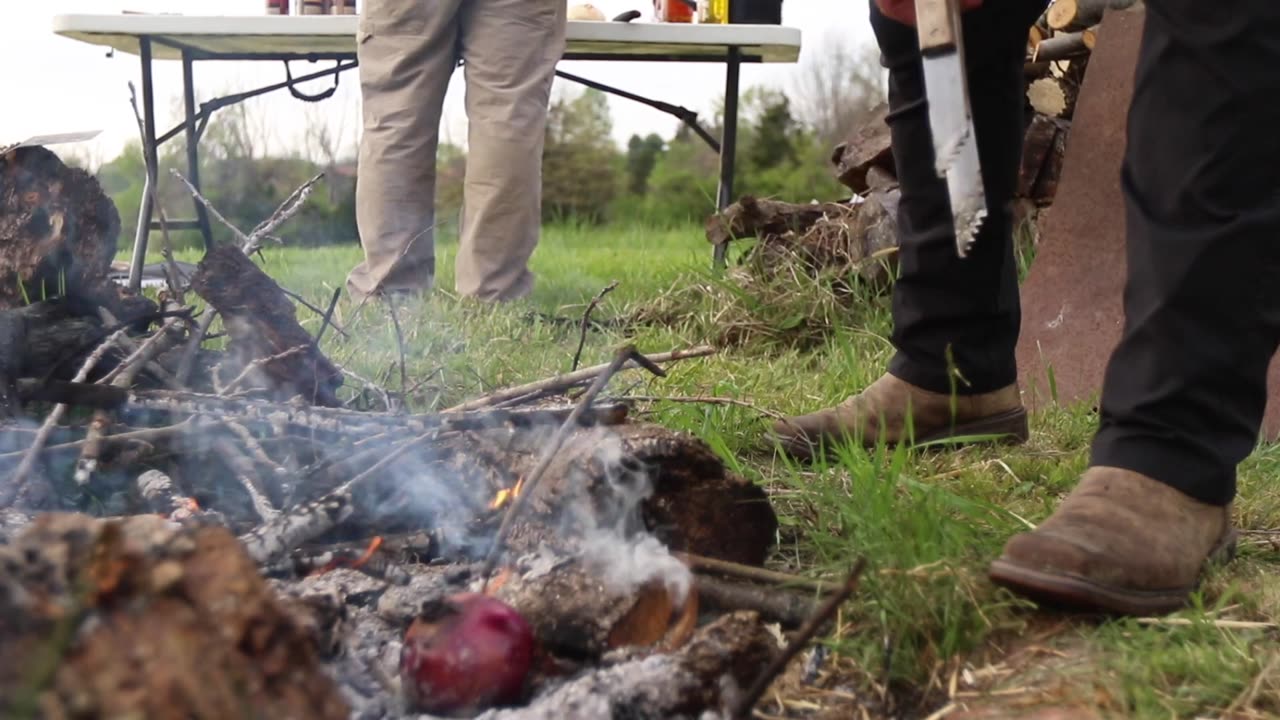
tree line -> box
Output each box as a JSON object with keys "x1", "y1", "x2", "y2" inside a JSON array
[{"x1": 88, "y1": 44, "x2": 882, "y2": 250}]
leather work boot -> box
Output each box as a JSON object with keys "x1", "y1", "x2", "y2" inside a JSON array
[
  {"x1": 766, "y1": 373, "x2": 1028, "y2": 461},
  {"x1": 989, "y1": 467, "x2": 1238, "y2": 616}
]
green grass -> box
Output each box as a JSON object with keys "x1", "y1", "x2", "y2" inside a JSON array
[{"x1": 125, "y1": 224, "x2": 1280, "y2": 718}]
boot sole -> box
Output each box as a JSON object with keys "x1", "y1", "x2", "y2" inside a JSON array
[
  {"x1": 987, "y1": 528, "x2": 1240, "y2": 616},
  {"x1": 772, "y1": 407, "x2": 1030, "y2": 462}
]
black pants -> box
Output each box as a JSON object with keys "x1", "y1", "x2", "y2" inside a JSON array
[{"x1": 873, "y1": 0, "x2": 1280, "y2": 506}]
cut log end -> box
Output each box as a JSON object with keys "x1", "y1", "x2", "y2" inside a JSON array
[{"x1": 1027, "y1": 77, "x2": 1077, "y2": 118}]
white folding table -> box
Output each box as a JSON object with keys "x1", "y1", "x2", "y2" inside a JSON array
[{"x1": 51, "y1": 14, "x2": 802, "y2": 288}]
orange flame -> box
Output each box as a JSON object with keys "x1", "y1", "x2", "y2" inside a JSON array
[
  {"x1": 488, "y1": 477, "x2": 525, "y2": 510},
  {"x1": 310, "y1": 535, "x2": 383, "y2": 577}
]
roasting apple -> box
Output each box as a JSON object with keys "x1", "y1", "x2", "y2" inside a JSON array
[{"x1": 400, "y1": 592, "x2": 535, "y2": 716}]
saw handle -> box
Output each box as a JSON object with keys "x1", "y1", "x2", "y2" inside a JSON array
[{"x1": 915, "y1": 0, "x2": 959, "y2": 52}]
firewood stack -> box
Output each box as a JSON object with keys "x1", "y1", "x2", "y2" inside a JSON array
[{"x1": 0, "y1": 145, "x2": 855, "y2": 718}]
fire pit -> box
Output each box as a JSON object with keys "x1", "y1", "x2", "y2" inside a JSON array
[{"x1": 0, "y1": 145, "x2": 865, "y2": 719}]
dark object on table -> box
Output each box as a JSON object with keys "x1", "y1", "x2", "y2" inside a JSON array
[
  {"x1": 613, "y1": 9, "x2": 643, "y2": 22},
  {"x1": 731, "y1": 0, "x2": 783, "y2": 24}
]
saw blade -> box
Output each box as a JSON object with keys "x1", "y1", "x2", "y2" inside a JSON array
[{"x1": 918, "y1": 0, "x2": 987, "y2": 258}]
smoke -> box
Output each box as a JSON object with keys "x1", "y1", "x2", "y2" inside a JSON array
[{"x1": 563, "y1": 431, "x2": 694, "y2": 604}]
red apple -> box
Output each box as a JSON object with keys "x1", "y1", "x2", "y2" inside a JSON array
[{"x1": 399, "y1": 592, "x2": 535, "y2": 717}]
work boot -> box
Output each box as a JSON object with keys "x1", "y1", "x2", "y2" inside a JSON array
[
  {"x1": 766, "y1": 373, "x2": 1028, "y2": 461},
  {"x1": 988, "y1": 467, "x2": 1238, "y2": 616}
]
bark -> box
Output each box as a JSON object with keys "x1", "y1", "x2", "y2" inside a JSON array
[
  {"x1": 706, "y1": 196, "x2": 851, "y2": 248},
  {"x1": 0, "y1": 513, "x2": 349, "y2": 720},
  {"x1": 189, "y1": 244, "x2": 343, "y2": 406},
  {"x1": 829, "y1": 102, "x2": 895, "y2": 194},
  {"x1": 1018, "y1": 114, "x2": 1070, "y2": 205}
]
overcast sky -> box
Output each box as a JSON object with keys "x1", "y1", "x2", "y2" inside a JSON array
[{"x1": 4, "y1": 0, "x2": 880, "y2": 165}]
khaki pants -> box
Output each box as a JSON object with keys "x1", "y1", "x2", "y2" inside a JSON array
[{"x1": 347, "y1": 0, "x2": 566, "y2": 302}]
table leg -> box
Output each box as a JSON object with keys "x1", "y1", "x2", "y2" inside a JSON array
[
  {"x1": 713, "y1": 47, "x2": 741, "y2": 269},
  {"x1": 128, "y1": 37, "x2": 158, "y2": 292},
  {"x1": 182, "y1": 51, "x2": 214, "y2": 252}
]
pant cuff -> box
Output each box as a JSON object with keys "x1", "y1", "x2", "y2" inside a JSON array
[
  {"x1": 1089, "y1": 431, "x2": 1236, "y2": 506},
  {"x1": 888, "y1": 352, "x2": 1017, "y2": 396}
]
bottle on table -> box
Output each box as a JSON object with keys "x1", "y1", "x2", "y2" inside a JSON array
[
  {"x1": 301, "y1": 0, "x2": 328, "y2": 15},
  {"x1": 697, "y1": 0, "x2": 729, "y2": 23},
  {"x1": 266, "y1": 0, "x2": 290, "y2": 14},
  {"x1": 655, "y1": 0, "x2": 694, "y2": 22}
]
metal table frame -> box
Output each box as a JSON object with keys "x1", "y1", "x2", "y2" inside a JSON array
[{"x1": 123, "y1": 35, "x2": 767, "y2": 291}]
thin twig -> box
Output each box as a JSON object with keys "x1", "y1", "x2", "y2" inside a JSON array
[
  {"x1": 617, "y1": 394, "x2": 789, "y2": 421},
  {"x1": 224, "y1": 420, "x2": 289, "y2": 479},
  {"x1": 444, "y1": 345, "x2": 713, "y2": 413},
  {"x1": 220, "y1": 345, "x2": 311, "y2": 396},
  {"x1": 280, "y1": 285, "x2": 349, "y2": 339},
  {"x1": 315, "y1": 285, "x2": 343, "y2": 345},
  {"x1": 479, "y1": 345, "x2": 660, "y2": 587},
  {"x1": 170, "y1": 169, "x2": 251, "y2": 247},
  {"x1": 335, "y1": 363, "x2": 394, "y2": 412},
  {"x1": 386, "y1": 296, "x2": 409, "y2": 412},
  {"x1": 1132, "y1": 618, "x2": 1277, "y2": 630},
  {"x1": 3, "y1": 329, "x2": 126, "y2": 502},
  {"x1": 677, "y1": 552, "x2": 831, "y2": 594},
  {"x1": 175, "y1": 310, "x2": 218, "y2": 387},
  {"x1": 731, "y1": 557, "x2": 869, "y2": 719},
  {"x1": 245, "y1": 173, "x2": 323, "y2": 253},
  {"x1": 0, "y1": 420, "x2": 196, "y2": 462},
  {"x1": 570, "y1": 280, "x2": 618, "y2": 372}
]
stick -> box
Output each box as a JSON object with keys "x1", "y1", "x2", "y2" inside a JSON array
[
  {"x1": 571, "y1": 281, "x2": 618, "y2": 372},
  {"x1": 2, "y1": 329, "x2": 126, "y2": 503},
  {"x1": 239, "y1": 489, "x2": 354, "y2": 564},
  {"x1": 678, "y1": 552, "x2": 831, "y2": 594},
  {"x1": 279, "y1": 286, "x2": 349, "y2": 339},
  {"x1": 386, "y1": 297, "x2": 409, "y2": 410},
  {"x1": 217, "y1": 438, "x2": 279, "y2": 522},
  {"x1": 76, "y1": 318, "x2": 184, "y2": 486},
  {"x1": 696, "y1": 576, "x2": 818, "y2": 628},
  {"x1": 315, "y1": 286, "x2": 343, "y2": 345},
  {"x1": 445, "y1": 345, "x2": 714, "y2": 413},
  {"x1": 617, "y1": 394, "x2": 789, "y2": 421},
  {"x1": 730, "y1": 558, "x2": 869, "y2": 719},
  {"x1": 220, "y1": 345, "x2": 311, "y2": 396},
  {"x1": 0, "y1": 420, "x2": 195, "y2": 462},
  {"x1": 170, "y1": 169, "x2": 251, "y2": 247},
  {"x1": 175, "y1": 310, "x2": 218, "y2": 387},
  {"x1": 480, "y1": 345, "x2": 658, "y2": 586},
  {"x1": 244, "y1": 173, "x2": 323, "y2": 254},
  {"x1": 136, "y1": 469, "x2": 200, "y2": 520}
]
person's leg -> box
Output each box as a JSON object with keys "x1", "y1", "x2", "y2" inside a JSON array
[
  {"x1": 769, "y1": 0, "x2": 1046, "y2": 458},
  {"x1": 991, "y1": 0, "x2": 1280, "y2": 615},
  {"x1": 347, "y1": 0, "x2": 462, "y2": 302},
  {"x1": 454, "y1": 0, "x2": 566, "y2": 302}
]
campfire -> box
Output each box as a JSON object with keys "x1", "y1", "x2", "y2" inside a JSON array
[{"x1": 0, "y1": 144, "x2": 866, "y2": 719}]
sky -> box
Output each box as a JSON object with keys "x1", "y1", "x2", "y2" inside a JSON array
[{"x1": 3, "y1": 0, "x2": 880, "y2": 165}]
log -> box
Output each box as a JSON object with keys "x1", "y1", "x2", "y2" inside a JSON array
[
  {"x1": 1047, "y1": 0, "x2": 1137, "y2": 31},
  {"x1": 189, "y1": 244, "x2": 343, "y2": 407},
  {"x1": 0, "y1": 301, "x2": 110, "y2": 382},
  {"x1": 470, "y1": 611, "x2": 777, "y2": 720},
  {"x1": 706, "y1": 195, "x2": 855, "y2": 248},
  {"x1": 0, "y1": 513, "x2": 350, "y2": 720},
  {"x1": 1031, "y1": 119, "x2": 1070, "y2": 204},
  {"x1": 0, "y1": 146, "x2": 152, "y2": 319},
  {"x1": 1018, "y1": 114, "x2": 1059, "y2": 198},
  {"x1": 829, "y1": 102, "x2": 895, "y2": 194},
  {"x1": 1033, "y1": 31, "x2": 1092, "y2": 63},
  {"x1": 1027, "y1": 76, "x2": 1079, "y2": 118},
  {"x1": 487, "y1": 556, "x2": 697, "y2": 660}
]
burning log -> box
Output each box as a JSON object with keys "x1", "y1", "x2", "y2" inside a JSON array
[
  {"x1": 829, "y1": 102, "x2": 895, "y2": 195},
  {"x1": 470, "y1": 611, "x2": 778, "y2": 720},
  {"x1": 486, "y1": 553, "x2": 698, "y2": 661},
  {"x1": 0, "y1": 512, "x2": 349, "y2": 719},
  {"x1": 189, "y1": 244, "x2": 343, "y2": 406}
]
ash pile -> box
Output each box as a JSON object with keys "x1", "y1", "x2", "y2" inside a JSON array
[{"x1": 0, "y1": 145, "x2": 860, "y2": 719}]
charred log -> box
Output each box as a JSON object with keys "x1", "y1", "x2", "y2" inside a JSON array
[{"x1": 189, "y1": 244, "x2": 343, "y2": 406}]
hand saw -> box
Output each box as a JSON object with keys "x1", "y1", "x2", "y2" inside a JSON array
[{"x1": 915, "y1": 0, "x2": 986, "y2": 258}]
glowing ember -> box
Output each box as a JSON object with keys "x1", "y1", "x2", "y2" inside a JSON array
[
  {"x1": 310, "y1": 536, "x2": 384, "y2": 576},
  {"x1": 488, "y1": 477, "x2": 525, "y2": 511}
]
